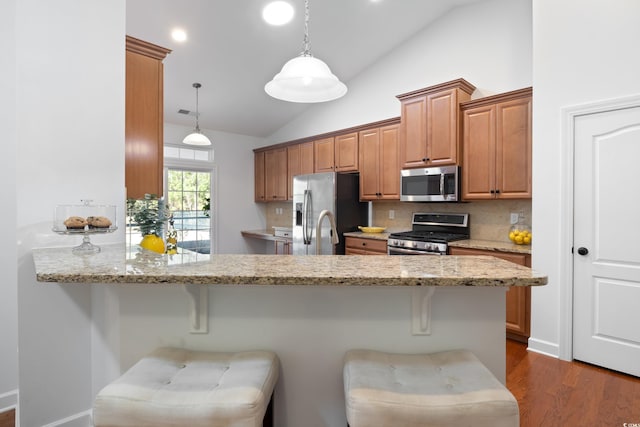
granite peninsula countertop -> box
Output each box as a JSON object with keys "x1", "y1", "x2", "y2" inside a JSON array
[{"x1": 32, "y1": 244, "x2": 546, "y2": 287}]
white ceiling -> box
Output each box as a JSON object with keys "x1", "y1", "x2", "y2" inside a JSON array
[{"x1": 126, "y1": 0, "x2": 486, "y2": 138}]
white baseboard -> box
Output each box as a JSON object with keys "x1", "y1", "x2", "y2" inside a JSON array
[
  {"x1": 41, "y1": 409, "x2": 92, "y2": 427},
  {"x1": 527, "y1": 337, "x2": 560, "y2": 358},
  {"x1": 0, "y1": 389, "x2": 18, "y2": 413}
]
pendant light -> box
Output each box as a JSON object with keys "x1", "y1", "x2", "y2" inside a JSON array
[
  {"x1": 265, "y1": 0, "x2": 347, "y2": 103},
  {"x1": 183, "y1": 82, "x2": 211, "y2": 146}
]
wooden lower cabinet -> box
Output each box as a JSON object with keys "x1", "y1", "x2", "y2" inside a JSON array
[
  {"x1": 345, "y1": 237, "x2": 388, "y2": 255},
  {"x1": 448, "y1": 246, "x2": 531, "y2": 342}
]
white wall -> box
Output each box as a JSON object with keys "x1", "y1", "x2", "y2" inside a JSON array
[
  {"x1": 530, "y1": 0, "x2": 640, "y2": 357},
  {"x1": 0, "y1": 0, "x2": 19, "y2": 414},
  {"x1": 15, "y1": 0, "x2": 126, "y2": 425},
  {"x1": 267, "y1": 0, "x2": 532, "y2": 144},
  {"x1": 164, "y1": 123, "x2": 267, "y2": 254}
]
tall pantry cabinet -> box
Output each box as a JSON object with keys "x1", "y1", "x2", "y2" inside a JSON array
[{"x1": 125, "y1": 36, "x2": 171, "y2": 200}]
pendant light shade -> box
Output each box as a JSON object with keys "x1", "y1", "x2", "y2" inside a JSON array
[
  {"x1": 265, "y1": 0, "x2": 347, "y2": 103},
  {"x1": 183, "y1": 82, "x2": 211, "y2": 146}
]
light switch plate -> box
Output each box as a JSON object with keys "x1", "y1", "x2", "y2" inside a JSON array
[
  {"x1": 510, "y1": 213, "x2": 519, "y2": 224},
  {"x1": 389, "y1": 210, "x2": 395, "y2": 219}
]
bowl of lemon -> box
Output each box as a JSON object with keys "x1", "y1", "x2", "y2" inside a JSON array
[{"x1": 509, "y1": 225, "x2": 532, "y2": 245}]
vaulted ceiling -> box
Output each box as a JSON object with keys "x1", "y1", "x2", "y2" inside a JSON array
[{"x1": 126, "y1": 0, "x2": 486, "y2": 138}]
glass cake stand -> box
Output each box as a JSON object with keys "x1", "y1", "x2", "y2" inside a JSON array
[
  {"x1": 53, "y1": 200, "x2": 117, "y2": 254},
  {"x1": 52, "y1": 226, "x2": 118, "y2": 254}
]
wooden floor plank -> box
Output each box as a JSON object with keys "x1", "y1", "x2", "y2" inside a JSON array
[
  {"x1": 0, "y1": 409, "x2": 15, "y2": 427},
  {"x1": 507, "y1": 340, "x2": 640, "y2": 427}
]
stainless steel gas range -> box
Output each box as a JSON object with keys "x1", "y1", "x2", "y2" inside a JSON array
[{"x1": 387, "y1": 212, "x2": 470, "y2": 255}]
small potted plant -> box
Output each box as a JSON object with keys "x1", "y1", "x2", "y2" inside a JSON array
[{"x1": 127, "y1": 194, "x2": 169, "y2": 254}]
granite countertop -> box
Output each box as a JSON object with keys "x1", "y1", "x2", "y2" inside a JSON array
[
  {"x1": 343, "y1": 232, "x2": 531, "y2": 254},
  {"x1": 343, "y1": 231, "x2": 391, "y2": 241},
  {"x1": 241, "y1": 229, "x2": 292, "y2": 241},
  {"x1": 32, "y1": 244, "x2": 546, "y2": 287},
  {"x1": 449, "y1": 239, "x2": 532, "y2": 254}
]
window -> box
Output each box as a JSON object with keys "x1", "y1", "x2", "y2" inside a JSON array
[
  {"x1": 166, "y1": 169, "x2": 211, "y2": 254},
  {"x1": 164, "y1": 143, "x2": 215, "y2": 255}
]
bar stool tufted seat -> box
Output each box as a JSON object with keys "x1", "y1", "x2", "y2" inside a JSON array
[
  {"x1": 93, "y1": 347, "x2": 279, "y2": 427},
  {"x1": 343, "y1": 349, "x2": 519, "y2": 427}
]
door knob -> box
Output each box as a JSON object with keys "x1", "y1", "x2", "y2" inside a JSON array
[{"x1": 577, "y1": 247, "x2": 589, "y2": 256}]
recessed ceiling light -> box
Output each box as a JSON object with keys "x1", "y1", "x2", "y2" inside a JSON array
[
  {"x1": 262, "y1": 1, "x2": 294, "y2": 26},
  {"x1": 171, "y1": 28, "x2": 187, "y2": 42}
]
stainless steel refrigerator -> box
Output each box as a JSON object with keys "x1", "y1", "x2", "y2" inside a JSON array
[{"x1": 292, "y1": 172, "x2": 368, "y2": 255}]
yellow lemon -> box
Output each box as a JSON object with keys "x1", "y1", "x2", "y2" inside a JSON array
[
  {"x1": 514, "y1": 235, "x2": 524, "y2": 244},
  {"x1": 509, "y1": 231, "x2": 516, "y2": 241},
  {"x1": 523, "y1": 236, "x2": 531, "y2": 244},
  {"x1": 140, "y1": 234, "x2": 166, "y2": 254}
]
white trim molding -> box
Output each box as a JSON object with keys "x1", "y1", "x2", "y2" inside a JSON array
[
  {"x1": 0, "y1": 388, "x2": 18, "y2": 413},
  {"x1": 40, "y1": 409, "x2": 92, "y2": 427}
]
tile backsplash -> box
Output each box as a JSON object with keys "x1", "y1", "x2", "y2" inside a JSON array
[
  {"x1": 265, "y1": 199, "x2": 532, "y2": 244},
  {"x1": 371, "y1": 200, "x2": 532, "y2": 242}
]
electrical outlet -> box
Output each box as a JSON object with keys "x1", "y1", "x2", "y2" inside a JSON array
[
  {"x1": 389, "y1": 210, "x2": 395, "y2": 219},
  {"x1": 510, "y1": 213, "x2": 519, "y2": 224}
]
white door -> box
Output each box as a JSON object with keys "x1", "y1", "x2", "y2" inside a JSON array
[{"x1": 573, "y1": 104, "x2": 640, "y2": 377}]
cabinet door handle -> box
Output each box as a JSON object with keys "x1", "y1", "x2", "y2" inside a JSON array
[
  {"x1": 495, "y1": 189, "x2": 501, "y2": 194},
  {"x1": 422, "y1": 157, "x2": 430, "y2": 162},
  {"x1": 490, "y1": 190, "x2": 495, "y2": 194}
]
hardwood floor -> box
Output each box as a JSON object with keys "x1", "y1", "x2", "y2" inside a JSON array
[
  {"x1": 0, "y1": 409, "x2": 15, "y2": 427},
  {"x1": 507, "y1": 339, "x2": 640, "y2": 427}
]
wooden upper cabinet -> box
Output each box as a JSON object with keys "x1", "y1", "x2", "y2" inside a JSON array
[
  {"x1": 461, "y1": 87, "x2": 532, "y2": 200},
  {"x1": 397, "y1": 79, "x2": 475, "y2": 169},
  {"x1": 125, "y1": 36, "x2": 171, "y2": 200},
  {"x1": 359, "y1": 123, "x2": 400, "y2": 201},
  {"x1": 359, "y1": 128, "x2": 380, "y2": 200},
  {"x1": 379, "y1": 124, "x2": 401, "y2": 199},
  {"x1": 427, "y1": 89, "x2": 459, "y2": 165},
  {"x1": 254, "y1": 151, "x2": 266, "y2": 202},
  {"x1": 398, "y1": 95, "x2": 427, "y2": 168},
  {"x1": 264, "y1": 147, "x2": 287, "y2": 201},
  {"x1": 314, "y1": 137, "x2": 335, "y2": 172},
  {"x1": 287, "y1": 142, "x2": 314, "y2": 200},
  {"x1": 335, "y1": 132, "x2": 359, "y2": 172}
]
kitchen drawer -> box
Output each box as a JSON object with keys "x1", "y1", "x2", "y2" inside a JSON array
[{"x1": 345, "y1": 237, "x2": 388, "y2": 255}]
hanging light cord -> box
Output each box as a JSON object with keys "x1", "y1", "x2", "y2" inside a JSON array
[
  {"x1": 193, "y1": 82, "x2": 202, "y2": 132},
  {"x1": 301, "y1": 0, "x2": 311, "y2": 56}
]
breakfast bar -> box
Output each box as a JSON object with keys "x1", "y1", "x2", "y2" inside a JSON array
[{"x1": 32, "y1": 244, "x2": 546, "y2": 427}]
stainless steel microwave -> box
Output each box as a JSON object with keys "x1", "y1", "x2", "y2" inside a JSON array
[{"x1": 400, "y1": 165, "x2": 460, "y2": 202}]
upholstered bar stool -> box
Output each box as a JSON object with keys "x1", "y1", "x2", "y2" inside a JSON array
[
  {"x1": 343, "y1": 349, "x2": 519, "y2": 427},
  {"x1": 93, "y1": 347, "x2": 279, "y2": 427}
]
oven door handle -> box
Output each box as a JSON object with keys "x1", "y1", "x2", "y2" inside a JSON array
[{"x1": 387, "y1": 246, "x2": 444, "y2": 255}]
